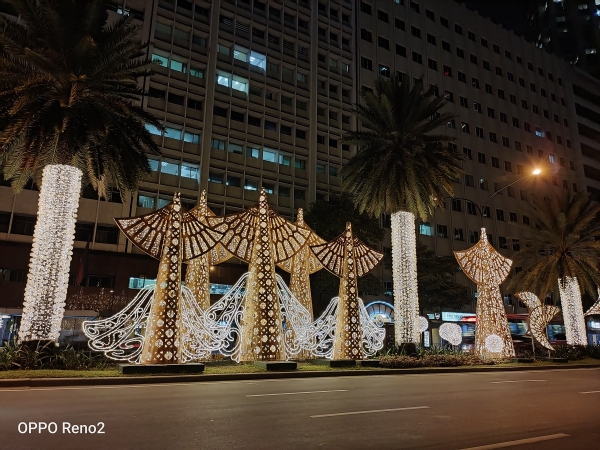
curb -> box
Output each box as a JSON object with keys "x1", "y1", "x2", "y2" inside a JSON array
[{"x1": 1, "y1": 363, "x2": 599, "y2": 388}]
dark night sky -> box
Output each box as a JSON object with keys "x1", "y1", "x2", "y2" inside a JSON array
[{"x1": 457, "y1": 0, "x2": 533, "y2": 38}]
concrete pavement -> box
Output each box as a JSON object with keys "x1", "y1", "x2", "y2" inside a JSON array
[{"x1": 1, "y1": 367, "x2": 599, "y2": 449}]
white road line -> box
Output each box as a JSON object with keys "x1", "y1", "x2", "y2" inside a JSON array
[
  {"x1": 247, "y1": 389, "x2": 348, "y2": 397},
  {"x1": 459, "y1": 433, "x2": 569, "y2": 450},
  {"x1": 490, "y1": 379, "x2": 546, "y2": 384},
  {"x1": 580, "y1": 390, "x2": 600, "y2": 394},
  {"x1": 311, "y1": 406, "x2": 429, "y2": 418}
]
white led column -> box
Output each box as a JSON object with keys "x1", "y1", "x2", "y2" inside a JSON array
[
  {"x1": 19, "y1": 165, "x2": 82, "y2": 342},
  {"x1": 391, "y1": 211, "x2": 420, "y2": 345},
  {"x1": 558, "y1": 276, "x2": 588, "y2": 346}
]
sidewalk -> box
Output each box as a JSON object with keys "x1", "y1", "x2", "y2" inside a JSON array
[{"x1": 2, "y1": 362, "x2": 599, "y2": 388}]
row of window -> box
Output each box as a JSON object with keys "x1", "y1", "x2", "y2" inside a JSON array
[
  {"x1": 207, "y1": 173, "x2": 307, "y2": 199},
  {"x1": 420, "y1": 222, "x2": 521, "y2": 249},
  {"x1": 147, "y1": 158, "x2": 200, "y2": 181},
  {"x1": 360, "y1": 0, "x2": 565, "y2": 87},
  {"x1": 145, "y1": 123, "x2": 200, "y2": 144}
]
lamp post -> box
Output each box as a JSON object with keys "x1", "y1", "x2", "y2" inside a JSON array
[{"x1": 449, "y1": 168, "x2": 541, "y2": 226}]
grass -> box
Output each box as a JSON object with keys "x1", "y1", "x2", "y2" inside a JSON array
[{"x1": 1, "y1": 358, "x2": 598, "y2": 380}]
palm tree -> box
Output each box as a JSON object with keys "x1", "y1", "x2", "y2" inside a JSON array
[
  {"x1": 0, "y1": 0, "x2": 161, "y2": 342},
  {"x1": 509, "y1": 193, "x2": 600, "y2": 345},
  {"x1": 341, "y1": 75, "x2": 463, "y2": 346}
]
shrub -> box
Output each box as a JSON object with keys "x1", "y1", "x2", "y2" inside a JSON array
[
  {"x1": 379, "y1": 353, "x2": 495, "y2": 369},
  {"x1": 552, "y1": 345, "x2": 587, "y2": 361}
]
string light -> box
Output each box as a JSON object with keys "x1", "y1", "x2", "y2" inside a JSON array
[
  {"x1": 558, "y1": 277, "x2": 588, "y2": 346},
  {"x1": 19, "y1": 165, "x2": 82, "y2": 342},
  {"x1": 454, "y1": 228, "x2": 515, "y2": 358},
  {"x1": 418, "y1": 316, "x2": 429, "y2": 333},
  {"x1": 439, "y1": 323, "x2": 462, "y2": 346},
  {"x1": 311, "y1": 222, "x2": 384, "y2": 360},
  {"x1": 484, "y1": 334, "x2": 504, "y2": 354},
  {"x1": 516, "y1": 291, "x2": 560, "y2": 351},
  {"x1": 584, "y1": 289, "x2": 600, "y2": 316},
  {"x1": 391, "y1": 211, "x2": 420, "y2": 345}
]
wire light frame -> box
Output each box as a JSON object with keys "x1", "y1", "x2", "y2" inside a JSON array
[
  {"x1": 558, "y1": 277, "x2": 588, "y2": 346},
  {"x1": 19, "y1": 165, "x2": 82, "y2": 342},
  {"x1": 311, "y1": 222, "x2": 384, "y2": 360},
  {"x1": 439, "y1": 322, "x2": 462, "y2": 346},
  {"x1": 86, "y1": 194, "x2": 222, "y2": 364},
  {"x1": 454, "y1": 228, "x2": 515, "y2": 358},
  {"x1": 585, "y1": 289, "x2": 600, "y2": 317},
  {"x1": 515, "y1": 291, "x2": 561, "y2": 351},
  {"x1": 184, "y1": 191, "x2": 231, "y2": 311},
  {"x1": 277, "y1": 208, "x2": 326, "y2": 358},
  {"x1": 391, "y1": 211, "x2": 420, "y2": 345},
  {"x1": 207, "y1": 189, "x2": 310, "y2": 361}
]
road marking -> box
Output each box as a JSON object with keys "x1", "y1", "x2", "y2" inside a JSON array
[
  {"x1": 459, "y1": 433, "x2": 569, "y2": 449},
  {"x1": 580, "y1": 390, "x2": 600, "y2": 394},
  {"x1": 311, "y1": 406, "x2": 429, "y2": 418},
  {"x1": 490, "y1": 379, "x2": 546, "y2": 384},
  {"x1": 247, "y1": 389, "x2": 348, "y2": 397}
]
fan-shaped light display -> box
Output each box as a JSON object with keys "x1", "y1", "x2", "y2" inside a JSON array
[{"x1": 439, "y1": 323, "x2": 462, "y2": 346}]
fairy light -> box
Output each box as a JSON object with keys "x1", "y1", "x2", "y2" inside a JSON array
[
  {"x1": 391, "y1": 211, "x2": 419, "y2": 345},
  {"x1": 558, "y1": 277, "x2": 588, "y2": 346},
  {"x1": 439, "y1": 323, "x2": 462, "y2": 346},
  {"x1": 484, "y1": 334, "x2": 504, "y2": 354},
  {"x1": 418, "y1": 316, "x2": 429, "y2": 333},
  {"x1": 19, "y1": 165, "x2": 82, "y2": 342},
  {"x1": 454, "y1": 228, "x2": 515, "y2": 358},
  {"x1": 585, "y1": 289, "x2": 600, "y2": 316},
  {"x1": 516, "y1": 291, "x2": 560, "y2": 351}
]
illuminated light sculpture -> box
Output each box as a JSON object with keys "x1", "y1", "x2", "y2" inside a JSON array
[
  {"x1": 184, "y1": 191, "x2": 231, "y2": 311},
  {"x1": 391, "y1": 211, "x2": 420, "y2": 345},
  {"x1": 19, "y1": 165, "x2": 82, "y2": 342},
  {"x1": 558, "y1": 277, "x2": 588, "y2": 346},
  {"x1": 515, "y1": 291, "x2": 561, "y2": 351},
  {"x1": 418, "y1": 316, "x2": 429, "y2": 333},
  {"x1": 277, "y1": 208, "x2": 326, "y2": 358},
  {"x1": 206, "y1": 189, "x2": 310, "y2": 361},
  {"x1": 484, "y1": 334, "x2": 504, "y2": 354},
  {"x1": 439, "y1": 323, "x2": 462, "y2": 346},
  {"x1": 310, "y1": 222, "x2": 384, "y2": 359},
  {"x1": 84, "y1": 194, "x2": 222, "y2": 364},
  {"x1": 454, "y1": 228, "x2": 515, "y2": 358},
  {"x1": 584, "y1": 289, "x2": 600, "y2": 316},
  {"x1": 67, "y1": 288, "x2": 131, "y2": 314}
]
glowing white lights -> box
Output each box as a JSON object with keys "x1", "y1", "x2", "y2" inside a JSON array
[
  {"x1": 516, "y1": 291, "x2": 560, "y2": 351},
  {"x1": 484, "y1": 334, "x2": 504, "y2": 354},
  {"x1": 418, "y1": 316, "x2": 429, "y2": 333},
  {"x1": 454, "y1": 229, "x2": 515, "y2": 358},
  {"x1": 391, "y1": 211, "x2": 420, "y2": 345},
  {"x1": 439, "y1": 323, "x2": 462, "y2": 346},
  {"x1": 585, "y1": 289, "x2": 600, "y2": 316},
  {"x1": 558, "y1": 277, "x2": 587, "y2": 346},
  {"x1": 19, "y1": 165, "x2": 82, "y2": 342}
]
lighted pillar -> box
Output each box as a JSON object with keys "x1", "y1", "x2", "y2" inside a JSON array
[
  {"x1": 19, "y1": 164, "x2": 82, "y2": 342},
  {"x1": 558, "y1": 277, "x2": 588, "y2": 346},
  {"x1": 391, "y1": 211, "x2": 420, "y2": 345}
]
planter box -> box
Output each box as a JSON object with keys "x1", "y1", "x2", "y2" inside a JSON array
[
  {"x1": 117, "y1": 363, "x2": 205, "y2": 374},
  {"x1": 254, "y1": 361, "x2": 297, "y2": 371}
]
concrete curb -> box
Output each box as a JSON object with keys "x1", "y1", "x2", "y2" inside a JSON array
[{"x1": 1, "y1": 363, "x2": 599, "y2": 388}]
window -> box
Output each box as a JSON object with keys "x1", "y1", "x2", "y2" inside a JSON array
[
  {"x1": 395, "y1": 18, "x2": 406, "y2": 30},
  {"x1": 95, "y1": 225, "x2": 119, "y2": 244},
  {"x1": 226, "y1": 175, "x2": 241, "y2": 187},
  {"x1": 460, "y1": 96, "x2": 468, "y2": 108},
  {"x1": 442, "y1": 41, "x2": 450, "y2": 52},
  {"x1": 463, "y1": 147, "x2": 472, "y2": 159},
  {"x1": 485, "y1": 83, "x2": 492, "y2": 94},
  {"x1": 489, "y1": 132, "x2": 497, "y2": 143},
  {"x1": 412, "y1": 52, "x2": 422, "y2": 64},
  {"x1": 452, "y1": 199, "x2": 462, "y2": 212},
  {"x1": 426, "y1": 9, "x2": 434, "y2": 20},
  {"x1": 470, "y1": 54, "x2": 477, "y2": 64},
  {"x1": 360, "y1": 28, "x2": 372, "y2": 42},
  {"x1": 502, "y1": 137, "x2": 510, "y2": 148},
  {"x1": 377, "y1": 9, "x2": 388, "y2": 22},
  {"x1": 469, "y1": 230, "x2": 480, "y2": 244},
  {"x1": 472, "y1": 78, "x2": 480, "y2": 89},
  {"x1": 419, "y1": 222, "x2": 433, "y2": 236},
  {"x1": 437, "y1": 224, "x2": 448, "y2": 238},
  {"x1": 378, "y1": 36, "x2": 390, "y2": 50},
  {"x1": 474, "y1": 102, "x2": 481, "y2": 113},
  {"x1": 465, "y1": 174, "x2": 475, "y2": 187},
  {"x1": 477, "y1": 152, "x2": 486, "y2": 164},
  {"x1": 208, "y1": 172, "x2": 223, "y2": 184},
  {"x1": 467, "y1": 202, "x2": 477, "y2": 215},
  {"x1": 476, "y1": 127, "x2": 483, "y2": 138},
  {"x1": 505, "y1": 161, "x2": 512, "y2": 171},
  {"x1": 396, "y1": 44, "x2": 407, "y2": 57},
  {"x1": 487, "y1": 107, "x2": 495, "y2": 118},
  {"x1": 499, "y1": 237, "x2": 508, "y2": 249},
  {"x1": 379, "y1": 64, "x2": 391, "y2": 77},
  {"x1": 457, "y1": 48, "x2": 465, "y2": 58},
  {"x1": 427, "y1": 34, "x2": 436, "y2": 45},
  {"x1": 491, "y1": 157, "x2": 499, "y2": 168},
  {"x1": 427, "y1": 59, "x2": 437, "y2": 71},
  {"x1": 361, "y1": 57, "x2": 372, "y2": 70},
  {"x1": 458, "y1": 72, "x2": 466, "y2": 83},
  {"x1": 411, "y1": 26, "x2": 421, "y2": 38}
]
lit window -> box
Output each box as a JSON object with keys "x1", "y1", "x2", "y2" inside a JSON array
[
  {"x1": 164, "y1": 127, "x2": 182, "y2": 140},
  {"x1": 419, "y1": 222, "x2": 433, "y2": 236},
  {"x1": 217, "y1": 72, "x2": 230, "y2": 87},
  {"x1": 180, "y1": 163, "x2": 199, "y2": 180},
  {"x1": 231, "y1": 76, "x2": 249, "y2": 93},
  {"x1": 278, "y1": 153, "x2": 292, "y2": 166},
  {"x1": 137, "y1": 194, "x2": 156, "y2": 209},
  {"x1": 249, "y1": 51, "x2": 267, "y2": 70},
  {"x1": 147, "y1": 159, "x2": 160, "y2": 171},
  {"x1": 233, "y1": 46, "x2": 249, "y2": 62},
  {"x1": 169, "y1": 59, "x2": 187, "y2": 73},
  {"x1": 183, "y1": 132, "x2": 200, "y2": 144},
  {"x1": 151, "y1": 54, "x2": 169, "y2": 67},
  {"x1": 244, "y1": 179, "x2": 258, "y2": 191},
  {"x1": 161, "y1": 160, "x2": 179, "y2": 176},
  {"x1": 145, "y1": 124, "x2": 161, "y2": 136},
  {"x1": 189, "y1": 67, "x2": 204, "y2": 79},
  {"x1": 263, "y1": 149, "x2": 277, "y2": 163}
]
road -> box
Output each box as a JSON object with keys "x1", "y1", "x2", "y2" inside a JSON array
[{"x1": 1, "y1": 368, "x2": 599, "y2": 450}]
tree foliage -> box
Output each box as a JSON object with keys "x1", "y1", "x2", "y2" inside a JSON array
[
  {"x1": 416, "y1": 241, "x2": 470, "y2": 312},
  {"x1": 507, "y1": 192, "x2": 600, "y2": 300},
  {"x1": 341, "y1": 75, "x2": 463, "y2": 220},
  {"x1": 0, "y1": 0, "x2": 161, "y2": 197}
]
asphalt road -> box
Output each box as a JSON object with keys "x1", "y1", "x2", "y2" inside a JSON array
[{"x1": 1, "y1": 368, "x2": 600, "y2": 450}]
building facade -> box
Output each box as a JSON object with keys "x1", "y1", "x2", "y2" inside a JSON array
[{"x1": 1, "y1": 0, "x2": 600, "y2": 329}]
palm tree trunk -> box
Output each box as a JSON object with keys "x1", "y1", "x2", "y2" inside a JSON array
[
  {"x1": 391, "y1": 211, "x2": 420, "y2": 345},
  {"x1": 18, "y1": 164, "x2": 82, "y2": 342},
  {"x1": 558, "y1": 277, "x2": 588, "y2": 346}
]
